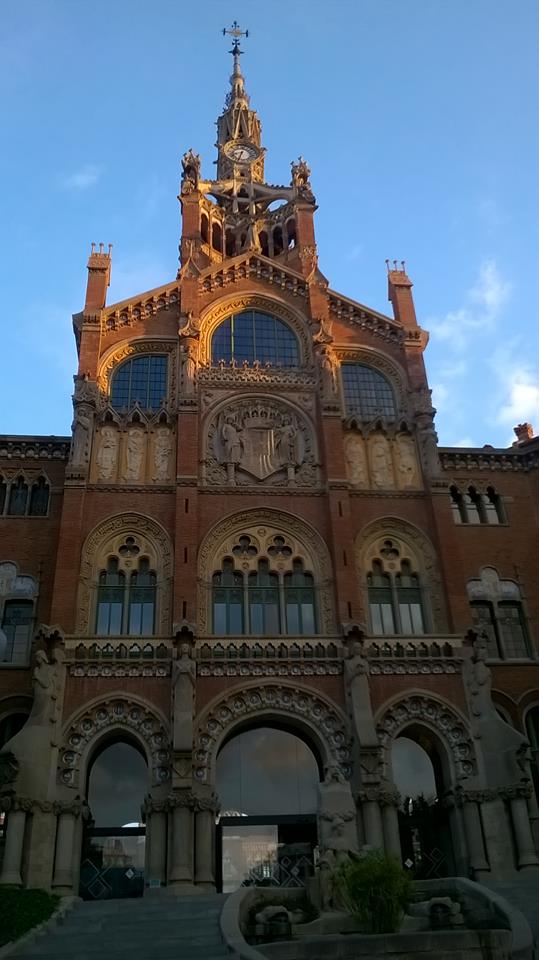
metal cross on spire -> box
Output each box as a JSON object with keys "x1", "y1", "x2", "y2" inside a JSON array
[{"x1": 222, "y1": 20, "x2": 249, "y2": 56}]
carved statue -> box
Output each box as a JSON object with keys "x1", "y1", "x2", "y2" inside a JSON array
[
  {"x1": 96, "y1": 426, "x2": 119, "y2": 480},
  {"x1": 181, "y1": 341, "x2": 198, "y2": 395},
  {"x1": 370, "y1": 434, "x2": 394, "y2": 488},
  {"x1": 276, "y1": 418, "x2": 301, "y2": 466},
  {"x1": 396, "y1": 434, "x2": 420, "y2": 489},
  {"x1": 416, "y1": 416, "x2": 441, "y2": 476},
  {"x1": 125, "y1": 428, "x2": 145, "y2": 481},
  {"x1": 30, "y1": 650, "x2": 58, "y2": 726},
  {"x1": 172, "y1": 642, "x2": 195, "y2": 754},
  {"x1": 221, "y1": 418, "x2": 243, "y2": 464},
  {"x1": 344, "y1": 637, "x2": 379, "y2": 747},
  {"x1": 318, "y1": 346, "x2": 337, "y2": 399},
  {"x1": 70, "y1": 405, "x2": 93, "y2": 467},
  {"x1": 181, "y1": 148, "x2": 201, "y2": 195},
  {"x1": 291, "y1": 156, "x2": 315, "y2": 202},
  {"x1": 344, "y1": 433, "x2": 368, "y2": 488},
  {"x1": 152, "y1": 427, "x2": 173, "y2": 482}
]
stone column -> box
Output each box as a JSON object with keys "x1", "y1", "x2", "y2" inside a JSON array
[
  {"x1": 462, "y1": 800, "x2": 490, "y2": 876},
  {"x1": 195, "y1": 808, "x2": 215, "y2": 889},
  {"x1": 510, "y1": 796, "x2": 539, "y2": 869},
  {"x1": 381, "y1": 803, "x2": 401, "y2": 862},
  {"x1": 52, "y1": 811, "x2": 77, "y2": 894},
  {"x1": 361, "y1": 796, "x2": 384, "y2": 851},
  {"x1": 0, "y1": 808, "x2": 26, "y2": 886},
  {"x1": 169, "y1": 799, "x2": 194, "y2": 886},
  {"x1": 147, "y1": 809, "x2": 167, "y2": 887},
  {"x1": 480, "y1": 796, "x2": 516, "y2": 877}
]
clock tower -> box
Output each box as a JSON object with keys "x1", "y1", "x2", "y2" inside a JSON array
[{"x1": 178, "y1": 22, "x2": 319, "y2": 277}]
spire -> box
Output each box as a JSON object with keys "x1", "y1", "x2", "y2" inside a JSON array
[{"x1": 217, "y1": 21, "x2": 263, "y2": 180}]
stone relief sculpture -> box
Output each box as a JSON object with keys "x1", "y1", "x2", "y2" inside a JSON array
[
  {"x1": 395, "y1": 434, "x2": 421, "y2": 489},
  {"x1": 180, "y1": 340, "x2": 198, "y2": 395},
  {"x1": 152, "y1": 427, "x2": 173, "y2": 482},
  {"x1": 96, "y1": 426, "x2": 119, "y2": 480},
  {"x1": 317, "y1": 345, "x2": 338, "y2": 400},
  {"x1": 344, "y1": 433, "x2": 368, "y2": 488},
  {"x1": 206, "y1": 399, "x2": 316, "y2": 487},
  {"x1": 70, "y1": 404, "x2": 93, "y2": 468},
  {"x1": 369, "y1": 433, "x2": 394, "y2": 488},
  {"x1": 30, "y1": 650, "x2": 59, "y2": 727},
  {"x1": 125, "y1": 427, "x2": 145, "y2": 481}
]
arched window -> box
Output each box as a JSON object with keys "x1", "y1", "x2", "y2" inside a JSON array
[
  {"x1": 225, "y1": 230, "x2": 236, "y2": 257},
  {"x1": 95, "y1": 554, "x2": 156, "y2": 637},
  {"x1": 1, "y1": 600, "x2": 33, "y2": 663},
  {"x1": 259, "y1": 230, "x2": 269, "y2": 257},
  {"x1": 211, "y1": 221, "x2": 222, "y2": 252},
  {"x1": 0, "y1": 712, "x2": 28, "y2": 748},
  {"x1": 29, "y1": 477, "x2": 49, "y2": 516},
  {"x1": 211, "y1": 538, "x2": 318, "y2": 637},
  {"x1": 201, "y1": 212, "x2": 209, "y2": 244},
  {"x1": 366, "y1": 545, "x2": 425, "y2": 636},
  {"x1": 341, "y1": 364, "x2": 396, "y2": 420},
  {"x1": 110, "y1": 355, "x2": 167, "y2": 411},
  {"x1": 450, "y1": 484, "x2": 505, "y2": 524},
  {"x1": 467, "y1": 569, "x2": 531, "y2": 659},
  {"x1": 211, "y1": 310, "x2": 299, "y2": 367},
  {"x1": 272, "y1": 225, "x2": 284, "y2": 256},
  {"x1": 7, "y1": 477, "x2": 28, "y2": 516},
  {"x1": 286, "y1": 219, "x2": 297, "y2": 249}
]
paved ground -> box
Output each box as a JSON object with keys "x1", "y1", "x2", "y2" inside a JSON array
[{"x1": 13, "y1": 894, "x2": 235, "y2": 960}]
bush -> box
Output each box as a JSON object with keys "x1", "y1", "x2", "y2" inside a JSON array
[
  {"x1": 335, "y1": 851, "x2": 412, "y2": 934},
  {"x1": 0, "y1": 887, "x2": 60, "y2": 946}
]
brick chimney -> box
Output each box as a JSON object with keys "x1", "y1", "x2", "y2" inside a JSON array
[{"x1": 513, "y1": 422, "x2": 534, "y2": 444}]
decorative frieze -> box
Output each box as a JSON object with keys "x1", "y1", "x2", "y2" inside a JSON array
[
  {"x1": 0, "y1": 437, "x2": 70, "y2": 461},
  {"x1": 102, "y1": 283, "x2": 180, "y2": 331},
  {"x1": 69, "y1": 664, "x2": 170, "y2": 678},
  {"x1": 440, "y1": 448, "x2": 539, "y2": 472},
  {"x1": 369, "y1": 659, "x2": 459, "y2": 676},
  {"x1": 198, "y1": 661, "x2": 342, "y2": 678},
  {"x1": 377, "y1": 695, "x2": 476, "y2": 780}
]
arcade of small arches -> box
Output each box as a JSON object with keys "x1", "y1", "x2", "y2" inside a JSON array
[
  {"x1": 200, "y1": 208, "x2": 298, "y2": 260},
  {"x1": 0, "y1": 475, "x2": 50, "y2": 518}
]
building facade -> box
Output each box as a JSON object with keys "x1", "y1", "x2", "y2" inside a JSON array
[{"x1": 1, "y1": 35, "x2": 539, "y2": 899}]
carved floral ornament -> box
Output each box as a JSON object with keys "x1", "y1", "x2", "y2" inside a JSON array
[
  {"x1": 76, "y1": 513, "x2": 173, "y2": 634},
  {"x1": 193, "y1": 683, "x2": 351, "y2": 783},
  {"x1": 355, "y1": 517, "x2": 447, "y2": 633},
  {"x1": 96, "y1": 339, "x2": 178, "y2": 407},
  {"x1": 58, "y1": 696, "x2": 171, "y2": 790},
  {"x1": 197, "y1": 508, "x2": 335, "y2": 634},
  {"x1": 376, "y1": 695, "x2": 476, "y2": 781},
  {"x1": 203, "y1": 395, "x2": 318, "y2": 488},
  {"x1": 196, "y1": 295, "x2": 314, "y2": 367}
]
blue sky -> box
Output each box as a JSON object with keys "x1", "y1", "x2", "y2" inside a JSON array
[{"x1": 1, "y1": 0, "x2": 538, "y2": 447}]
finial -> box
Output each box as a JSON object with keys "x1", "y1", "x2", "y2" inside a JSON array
[{"x1": 223, "y1": 20, "x2": 249, "y2": 57}]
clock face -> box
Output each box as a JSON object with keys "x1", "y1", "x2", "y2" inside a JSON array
[{"x1": 225, "y1": 143, "x2": 259, "y2": 163}]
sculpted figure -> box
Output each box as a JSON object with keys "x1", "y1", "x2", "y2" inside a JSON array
[
  {"x1": 181, "y1": 341, "x2": 198, "y2": 395},
  {"x1": 319, "y1": 346, "x2": 337, "y2": 398},
  {"x1": 96, "y1": 426, "x2": 118, "y2": 480},
  {"x1": 344, "y1": 433, "x2": 368, "y2": 487},
  {"x1": 221, "y1": 418, "x2": 243, "y2": 464},
  {"x1": 181, "y1": 148, "x2": 201, "y2": 195},
  {"x1": 396, "y1": 434, "x2": 420, "y2": 488},
  {"x1": 344, "y1": 637, "x2": 378, "y2": 746},
  {"x1": 153, "y1": 427, "x2": 173, "y2": 481},
  {"x1": 370, "y1": 434, "x2": 394, "y2": 488},
  {"x1": 277, "y1": 417, "x2": 301, "y2": 466},
  {"x1": 125, "y1": 428, "x2": 145, "y2": 481},
  {"x1": 70, "y1": 405, "x2": 93, "y2": 467},
  {"x1": 30, "y1": 650, "x2": 58, "y2": 726}
]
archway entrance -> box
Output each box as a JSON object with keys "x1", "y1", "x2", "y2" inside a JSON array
[
  {"x1": 80, "y1": 739, "x2": 148, "y2": 900},
  {"x1": 391, "y1": 728, "x2": 455, "y2": 878},
  {"x1": 216, "y1": 725, "x2": 320, "y2": 892}
]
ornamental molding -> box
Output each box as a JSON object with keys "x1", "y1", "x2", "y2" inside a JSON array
[
  {"x1": 0, "y1": 437, "x2": 70, "y2": 461},
  {"x1": 376, "y1": 694, "x2": 476, "y2": 781},
  {"x1": 0, "y1": 794, "x2": 91, "y2": 817},
  {"x1": 439, "y1": 448, "x2": 539, "y2": 472},
  {"x1": 76, "y1": 513, "x2": 173, "y2": 634},
  {"x1": 197, "y1": 293, "x2": 313, "y2": 367},
  {"x1": 102, "y1": 282, "x2": 181, "y2": 331},
  {"x1": 369, "y1": 659, "x2": 459, "y2": 676},
  {"x1": 452, "y1": 782, "x2": 533, "y2": 805},
  {"x1": 58, "y1": 695, "x2": 171, "y2": 790},
  {"x1": 198, "y1": 662, "x2": 342, "y2": 678},
  {"x1": 97, "y1": 338, "x2": 178, "y2": 407},
  {"x1": 69, "y1": 664, "x2": 171, "y2": 678},
  {"x1": 328, "y1": 292, "x2": 403, "y2": 344},
  {"x1": 142, "y1": 790, "x2": 220, "y2": 815},
  {"x1": 333, "y1": 346, "x2": 408, "y2": 408},
  {"x1": 197, "y1": 364, "x2": 316, "y2": 391},
  {"x1": 197, "y1": 507, "x2": 335, "y2": 634},
  {"x1": 355, "y1": 516, "x2": 447, "y2": 633},
  {"x1": 193, "y1": 682, "x2": 351, "y2": 783},
  {"x1": 198, "y1": 254, "x2": 308, "y2": 304}
]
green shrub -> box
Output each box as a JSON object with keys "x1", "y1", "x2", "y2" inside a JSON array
[
  {"x1": 0, "y1": 887, "x2": 60, "y2": 946},
  {"x1": 335, "y1": 851, "x2": 412, "y2": 934}
]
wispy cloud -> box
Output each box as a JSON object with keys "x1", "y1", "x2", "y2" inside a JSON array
[
  {"x1": 62, "y1": 164, "x2": 102, "y2": 191},
  {"x1": 489, "y1": 345, "x2": 539, "y2": 432},
  {"x1": 428, "y1": 259, "x2": 510, "y2": 351}
]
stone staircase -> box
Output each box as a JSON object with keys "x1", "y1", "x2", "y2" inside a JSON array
[
  {"x1": 12, "y1": 894, "x2": 236, "y2": 960},
  {"x1": 485, "y1": 875, "x2": 539, "y2": 957}
]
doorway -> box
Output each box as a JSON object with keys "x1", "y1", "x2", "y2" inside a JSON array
[{"x1": 80, "y1": 740, "x2": 148, "y2": 900}]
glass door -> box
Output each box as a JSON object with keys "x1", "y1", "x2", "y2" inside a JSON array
[{"x1": 217, "y1": 814, "x2": 317, "y2": 892}]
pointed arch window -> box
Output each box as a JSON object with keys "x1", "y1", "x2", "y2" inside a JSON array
[
  {"x1": 211, "y1": 310, "x2": 299, "y2": 367},
  {"x1": 95, "y1": 555, "x2": 157, "y2": 636},
  {"x1": 212, "y1": 559, "x2": 244, "y2": 635},
  {"x1": 467, "y1": 570, "x2": 531, "y2": 659},
  {"x1": 29, "y1": 477, "x2": 49, "y2": 516},
  {"x1": 0, "y1": 477, "x2": 6, "y2": 515},
  {"x1": 7, "y1": 477, "x2": 28, "y2": 516},
  {"x1": 450, "y1": 485, "x2": 505, "y2": 524},
  {"x1": 110, "y1": 355, "x2": 168, "y2": 411},
  {"x1": 367, "y1": 561, "x2": 396, "y2": 635},
  {"x1": 367, "y1": 548, "x2": 425, "y2": 636},
  {"x1": 284, "y1": 560, "x2": 316, "y2": 634},
  {"x1": 96, "y1": 558, "x2": 125, "y2": 635},
  {"x1": 341, "y1": 364, "x2": 396, "y2": 420},
  {"x1": 1, "y1": 600, "x2": 33, "y2": 663},
  {"x1": 248, "y1": 560, "x2": 281, "y2": 634},
  {"x1": 396, "y1": 561, "x2": 425, "y2": 634},
  {"x1": 128, "y1": 559, "x2": 156, "y2": 635}
]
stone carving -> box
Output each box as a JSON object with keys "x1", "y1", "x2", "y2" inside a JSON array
[
  {"x1": 207, "y1": 399, "x2": 316, "y2": 486},
  {"x1": 377, "y1": 695, "x2": 476, "y2": 780},
  {"x1": 96, "y1": 426, "x2": 119, "y2": 480},
  {"x1": 180, "y1": 340, "x2": 198, "y2": 396},
  {"x1": 181, "y1": 148, "x2": 201, "y2": 195},
  {"x1": 178, "y1": 311, "x2": 200, "y2": 339},
  {"x1": 125, "y1": 427, "x2": 145, "y2": 481},
  {"x1": 152, "y1": 427, "x2": 173, "y2": 482},
  {"x1": 194, "y1": 684, "x2": 350, "y2": 782},
  {"x1": 172, "y1": 634, "x2": 196, "y2": 755},
  {"x1": 344, "y1": 433, "x2": 368, "y2": 488},
  {"x1": 70, "y1": 404, "x2": 93, "y2": 468},
  {"x1": 395, "y1": 434, "x2": 421, "y2": 489},
  {"x1": 31, "y1": 650, "x2": 60, "y2": 727},
  {"x1": 317, "y1": 345, "x2": 338, "y2": 400},
  {"x1": 59, "y1": 697, "x2": 171, "y2": 789},
  {"x1": 0, "y1": 562, "x2": 37, "y2": 600},
  {"x1": 369, "y1": 433, "x2": 394, "y2": 488},
  {"x1": 76, "y1": 513, "x2": 173, "y2": 634},
  {"x1": 291, "y1": 156, "x2": 315, "y2": 202},
  {"x1": 344, "y1": 636, "x2": 378, "y2": 749}
]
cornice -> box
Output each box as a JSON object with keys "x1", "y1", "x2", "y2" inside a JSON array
[
  {"x1": 439, "y1": 447, "x2": 539, "y2": 472},
  {"x1": 102, "y1": 281, "x2": 181, "y2": 331},
  {"x1": 328, "y1": 289, "x2": 403, "y2": 343},
  {"x1": 199, "y1": 252, "x2": 308, "y2": 299},
  {"x1": 0, "y1": 437, "x2": 71, "y2": 461}
]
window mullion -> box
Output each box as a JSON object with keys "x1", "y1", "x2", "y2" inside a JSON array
[
  {"x1": 492, "y1": 603, "x2": 505, "y2": 659},
  {"x1": 123, "y1": 576, "x2": 130, "y2": 635},
  {"x1": 391, "y1": 576, "x2": 402, "y2": 634},
  {"x1": 243, "y1": 572, "x2": 249, "y2": 635},
  {"x1": 278, "y1": 571, "x2": 286, "y2": 636}
]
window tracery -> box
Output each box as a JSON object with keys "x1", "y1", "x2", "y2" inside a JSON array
[
  {"x1": 0, "y1": 475, "x2": 49, "y2": 518},
  {"x1": 467, "y1": 568, "x2": 531, "y2": 659},
  {"x1": 341, "y1": 363, "x2": 396, "y2": 420},
  {"x1": 110, "y1": 354, "x2": 168, "y2": 411},
  {"x1": 211, "y1": 309, "x2": 299, "y2": 367},
  {"x1": 366, "y1": 544, "x2": 425, "y2": 636}
]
